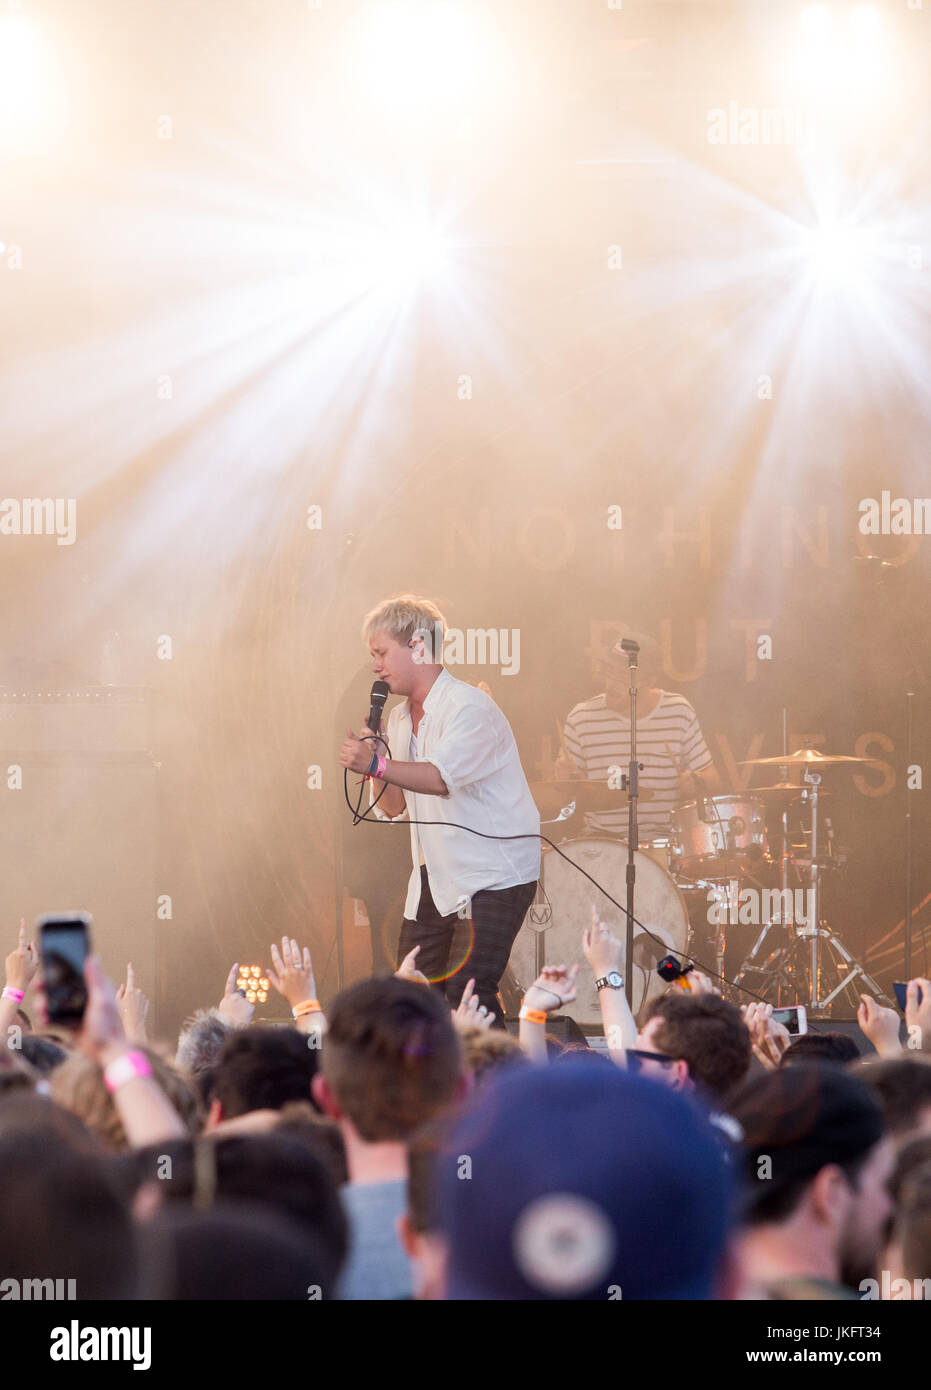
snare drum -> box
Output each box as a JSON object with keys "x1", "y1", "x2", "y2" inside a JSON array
[
  {"x1": 507, "y1": 836, "x2": 689, "y2": 1024},
  {"x1": 672, "y1": 795, "x2": 768, "y2": 877}
]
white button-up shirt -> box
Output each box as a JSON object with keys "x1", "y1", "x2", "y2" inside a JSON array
[{"x1": 371, "y1": 668, "x2": 541, "y2": 918}]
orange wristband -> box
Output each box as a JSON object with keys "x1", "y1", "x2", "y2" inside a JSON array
[
  {"x1": 292, "y1": 999, "x2": 322, "y2": 1019},
  {"x1": 519, "y1": 1007, "x2": 547, "y2": 1025}
]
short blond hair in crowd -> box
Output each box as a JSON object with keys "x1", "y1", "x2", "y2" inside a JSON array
[{"x1": 362, "y1": 594, "x2": 447, "y2": 663}]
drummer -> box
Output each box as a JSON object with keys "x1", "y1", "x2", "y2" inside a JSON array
[{"x1": 555, "y1": 632, "x2": 723, "y2": 844}]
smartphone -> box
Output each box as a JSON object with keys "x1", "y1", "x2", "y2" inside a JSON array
[
  {"x1": 772, "y1": 1005, "x2": 808, "y2": 1036},
  {"x1": 894, "y1": 982, "x2": 923, "y2": 1013},
  {"x1": 38, "y1": 913, "x2": 92, "y2": 1025}
]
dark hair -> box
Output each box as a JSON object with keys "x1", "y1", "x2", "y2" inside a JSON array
[
  {"x1": 729, "y1": 1066, "x2": 886, "y2": 1227},
  {"x1": 19, "y1": 1033, "x2": 69, "y2": 1075},
  {"x1": 274, "y1": 1101, "x2": 348, "y2": 1186},
  {"x1": 139, "y1": 1201, "x2": 334, "y2": 1300},
  {"x1": 120, "y1": 1132, "x2": 347, "y2": 1282},
  {"x1": 0, "y1": 1092, "x2": 104, "y2": 1154},
  {"x1": 0, "y1": 1132, "x2": 136, "y2": 1298},
  {"x1": 641, "y1": 992, "x2": 752, "y2": 1101},
  {"x1": 894, "y1": 1161, "x2": 931, "y2": 1283},
  {"x1": 855, "y1": 1057, "x2": 931, "y2": 1137},
  {"x1": 781, "y1": 1032, "x2": 860, "y2": 1066},
  {"x1": 323, "y1": 977, "x2": 462, "y2": 1142},
  {"x1": 213, "y1": 1026, "x2": 320, "y2": 1119},
  {"x1": 744, "y1": 1147, "x2": 873, "y2": 1225},
  {"x1": 889, "y1": 1134, "x2": 931, "y2": 1206}
]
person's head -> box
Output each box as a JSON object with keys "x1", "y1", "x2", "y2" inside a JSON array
[
  {"x1": 139, "y1": 1201, "x2": 336, "y2": 1300},
  {"x1": 596, "y1": 630, "x2": 662, "y2": 706},
  {"x1": 362, "y1": 594, "x2": 447, "y2": 698},
  {"x1": 854, "y1": 1056, "x2": 931, "y2": 1142},
  {"x1": 273, "y1": 1101, "x2": 348, "y2": 1186},
  {"x1": 886, "y1": 1161, "x2": 931, "y2": 1290},
  {"x1": 635, "y1": 992, "x2": 752, "y2": 1103},
  {"x1": 0, "y1": 1091, "x2": 104, "y2": 1154},
  {"x1": 124, "y1": 1132, "x2": 348, "y2": 1284},
  {"x1": 0, "y1": 1057, "x2": 39, "y2": 1097},
  {"x1": 436, "y1": 1058, "x2": 735, "y2": 1300},
  {"x1": 176, "y1": 1009, "x2": 231, "y2": 1077},
  {"x1": 0, "y1": 1131, "x2": 137, "y2": 1297},
  {"x1": 209, "y1": 1026, "x2": 320, "y2": 1127},
  {"x1": 781, "y1": 1031, "x2": 861, "y2": 1067},
  {"x1": 50, "y1": 1047, "x2": 201, "y2": 1150},
  {"x1": 729, "y1": 1065, "x2": 894, "y2": 1289},
  {"x1": 459, "y1": 1025, "x2": 527, "y2": 1086},
  {"x1": 314, "y1": 977, "x2": 464, "y2": 1143},
  {"x1": 888, "y1": 1134, "x2": 931, "y2": 1207}
]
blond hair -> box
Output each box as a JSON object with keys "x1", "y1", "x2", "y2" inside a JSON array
[{"x1": 362, "y1": 594, "x2": 447, "y2": 662}]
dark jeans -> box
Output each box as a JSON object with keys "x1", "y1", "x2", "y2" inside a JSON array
[{"x1": 397, "y1": 867, "x2": 538, "y2": 1022}]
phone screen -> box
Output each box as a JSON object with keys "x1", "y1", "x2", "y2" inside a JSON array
[
  {"x1": 39, "y1": 915, "x2": 91, "y2": 1024},
  {"x1": 772, "y1": 1006, "x2": 806, "y2": 1036}
]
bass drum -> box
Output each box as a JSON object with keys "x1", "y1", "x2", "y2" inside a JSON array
[{"x1": 507, "y1": 837, "x2": 689, "y2": 1026}]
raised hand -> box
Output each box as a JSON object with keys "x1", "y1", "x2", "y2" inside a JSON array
[
  {"x1": 858, "y1": 993, "x2": 903, "y2": 1058},
  {"x1": 741, "y1": 1001, "x2": 791, "y2": 1070},
  {"x1": 395, "y1": 945, "x2": 430, "y2": 986},
  {"x1": 116, "y1": 962, "x2": 150, "y2": 1044},
  {"x1": 216, "y1": 963, "x2": 255, "y2": 1027},
  {"x1": 524, "y1": 963, "x2": 580, "y2": 1014},
  {"x1": 268, "y1": 937, "x2": 318, "y2": 1010},
  {"x1": 453, "y1": 977, "x2": 495, "y2": 1031},
  {"x1": 582, "y1": 910, "x2": 623, "y2": 977},
  {"x1": 5, "y1": 919, "x2": 39, "y2": 995}
]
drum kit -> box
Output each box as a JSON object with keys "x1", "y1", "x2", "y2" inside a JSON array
[{"x1": 506, "y1": 746, "x2": 891, "y2": 1027}]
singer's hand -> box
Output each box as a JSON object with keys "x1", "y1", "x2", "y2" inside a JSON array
[{"x1": 340, "y1": 727, "x2": 375, "y2": 776}]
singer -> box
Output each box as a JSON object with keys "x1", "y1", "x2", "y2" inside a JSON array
[{"x1": 339, "y1": 594, "x2": 540, "y2": 1017}]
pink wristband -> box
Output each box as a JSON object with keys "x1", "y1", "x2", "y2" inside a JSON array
[
  {"x1": 374, "y1": 754, "x2": 387, "y2": 779},
  {"x1": 103, "y1": 1049, "x2": 152, "y2": 1094},
  {"x1": 2, "y1": 986, "x2": 25, "y2": 1004}
]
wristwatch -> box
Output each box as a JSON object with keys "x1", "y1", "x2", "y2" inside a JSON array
[{"x1": 595, "y1": 972, "x2": 624, "y2": 992}]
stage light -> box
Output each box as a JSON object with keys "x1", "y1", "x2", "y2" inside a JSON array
[{"x1": 236, "y1": 965, "x2": 268, "y2": 1005}]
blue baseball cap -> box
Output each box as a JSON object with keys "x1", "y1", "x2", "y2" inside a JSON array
[{"x1": 437, "y1": 1058, "x2": 734, "y2": 1300}]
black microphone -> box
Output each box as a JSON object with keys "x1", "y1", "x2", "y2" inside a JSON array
[{"x1": 366, "y1": 680, "x2": 389, "y2": 739}]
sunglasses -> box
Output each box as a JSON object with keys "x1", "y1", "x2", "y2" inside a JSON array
[{"x1": 625, "y1": 1049, "x2": 676, "y2": 1074}]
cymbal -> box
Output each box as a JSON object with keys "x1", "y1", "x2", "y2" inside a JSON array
[
  {"x1": 530, "y1": 779, "x2": 653, "y2": 818},
  {"x1": 751, "y1": 781, "x2": 833, "y2": 799},
  {"x1": 740, "y1": 747, "x2": 870, "y2": 767}
]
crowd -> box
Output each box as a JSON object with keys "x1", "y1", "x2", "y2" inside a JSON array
[{"x1": 1, "y1": 916, "x2": 930, "y2": 1300}]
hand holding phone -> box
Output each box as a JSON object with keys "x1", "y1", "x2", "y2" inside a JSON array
[{"x1": 38, "y1": 914, "x2": 92, "y2": 1025}]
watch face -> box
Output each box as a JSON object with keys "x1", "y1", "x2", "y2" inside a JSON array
[{"x1": 608, "y1": 972, "x2": 622, "y2": 987}]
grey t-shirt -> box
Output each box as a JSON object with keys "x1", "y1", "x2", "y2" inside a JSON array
[{"x1": 339, "y1": 1180, "x2": 412, "y2": 1301}]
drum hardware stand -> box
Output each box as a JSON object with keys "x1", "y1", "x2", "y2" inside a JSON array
[
  {"x1": 743, "y1": 769, "x2": 892, "y2": 1014},
  {"x1": 734, "y1": 723, "x2": 797, "y2": 991}
]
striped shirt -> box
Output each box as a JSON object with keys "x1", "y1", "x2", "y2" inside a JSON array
[{"x1": 563, "y1": 691, "x2": 713, "y2": 842}]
